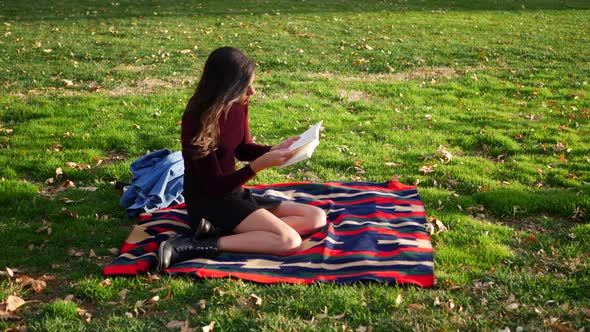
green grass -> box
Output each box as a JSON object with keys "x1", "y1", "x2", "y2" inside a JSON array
[{"x1": 1, "y1": 0, "x2": 589, "y2": 330}]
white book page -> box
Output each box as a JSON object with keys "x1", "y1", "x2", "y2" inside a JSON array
[
  {"x1": 288, "y1": 121, "x2": 323, "y2": 151},
  {"x1": 278, "y1": 121, "x2": 322, "y2": 168}
]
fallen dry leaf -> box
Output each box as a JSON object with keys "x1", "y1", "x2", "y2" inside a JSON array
[
  {"x1": 0, "y1": 126, "x2": 13, "y2": 134},
  {"x1": 36, "y1": 225, "x2": 50, "y2": 234},
  {"x1": 353, "y1": 58, "x2": 369, "y2": 65},
  {"x1": 473, "y1": 280, "x2": 495, "y2": 292},
  {"x1": 68, "y1": 248, "x2": 85, "y2": 257},
  {"x1": 419, "y1": 164, "x2": 435, "y2": 175},
  {"x1": 77, "y1": 307, "x2": 92, "y2": 322},
  {"x1": 62, "y1": 180, "x2": 76, "y2": 188},
  {"x1": 65, "y1": 161, "x2": 90, "y2": 170},
  {"x1": 552, "y1": 142, "x2": 566, "y2": 151},
  {"x1": 6, "y1": 267, "x2": 14, "y2": 277},
  {"x1": 59, "y1": 197, "x2": 78, "y2": 204},
  {"x1": 62, "y1": 208, "x2": 79, "y2": 218},
  {"x1": 98, "y1": 278, "x2": 112, "y2": 287},
  {"x1": 64, "y1": 294, "x2": 75, "y2": 302},
  {"x1": 523, "y1": 236, "x2": 540, "y2": 244},
  {"x1": 16, "y1": 275, "x2": 47, "y2": 293},
  {"x1": 505, "y1": 293, "x2": 519, "y2": 311},
  {"x1": 213, "y1": 287, "x2": 226, "y2": 296},
  {"x1": 426, "y1": 218, "x2": 448, "y2": 235},
  {"x1": 39, "y1": 275, "x2": 56, "y2": 282},
  {"x1": 5, "y1": 295, "x2": 26, "y2": 312},
  {"x1": 250, "y1": 293, "x2": 262, "y2": 306},
  {"x1": 560, "y1": 153, "x2": 568, "y2": 163},
  {"x1": 28, "y1": 279, "x2": 49, "y2": 292},
  {"x1": 435, "y1": 145, "x2": 453, "y2": 163},
  {"x1": 202, "y1": 321, "x2": 216, "y2": 332},
  {"x1": 144, "y1": 274, "x2": 161, "y2": 282}
]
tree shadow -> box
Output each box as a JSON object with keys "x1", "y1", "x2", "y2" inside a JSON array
[{"x1": 1, "y1": 0, "x2": 589, "y2": 22}]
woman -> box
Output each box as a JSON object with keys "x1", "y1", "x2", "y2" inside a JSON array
[{"x1": 157, "y1": 47, "x2": 326, "y2": 271}]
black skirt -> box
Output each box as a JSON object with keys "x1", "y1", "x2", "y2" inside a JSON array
[{"x1": 185, "y1": 187, "x2": 282, "y2": 231}]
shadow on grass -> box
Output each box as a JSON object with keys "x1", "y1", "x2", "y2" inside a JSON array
[{"x1": 1, "y1": 0, "x2": 589, "y2": 22}]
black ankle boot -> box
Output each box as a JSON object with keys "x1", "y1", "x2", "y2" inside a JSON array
[
  {"x1": 156, "y1": 234, "x2": 220, "y2": 271},
  {"x1": 193, "y1": 218, "x2": 215, "y2": 239}
]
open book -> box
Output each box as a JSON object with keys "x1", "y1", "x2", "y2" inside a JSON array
[{"x1": 279, "y1": 121, "x2": 323, "y2": 168}]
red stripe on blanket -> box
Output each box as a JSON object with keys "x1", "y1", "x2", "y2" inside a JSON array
[
  {"x1": 329, "y1": 211, "x2": 426, "y2": 225},
  {"x1": 166, "y1": 268, "x2": 435, "y2": 287},
  {"x1": 320, "y1": 226, "x2": 431, "y2": 240},
  {"x1": 298, "y1": 246, "x2": 433, "y2": 257},
  {"x1": 103, "y1": 260, "x2": 153, "y2": 275}
]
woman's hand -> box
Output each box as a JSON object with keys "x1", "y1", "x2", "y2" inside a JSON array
[
  {"x1": 250, "y1": 149, "x2": 294, "y2": 173},
  {"x1": 271, "y1": 136, "x2": 300, "y2": 151}
]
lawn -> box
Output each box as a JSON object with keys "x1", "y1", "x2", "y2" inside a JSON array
[{"x1": 1, "y1": 0, "x2": 589, "y2": 331}]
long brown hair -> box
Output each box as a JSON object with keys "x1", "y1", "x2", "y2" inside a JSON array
[{"x1": 188, "y1": 47, "x2": 255, "y2": 157}]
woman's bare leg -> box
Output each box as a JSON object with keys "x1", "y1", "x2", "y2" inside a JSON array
[
  {"x1": 217, "y1": 202, "x2": 326, "y2": 255},
  {"x1": 217, "y1": 208, "x2": 302, "y2": 255},
  {"x1": 268, "y1": 201, "x2": 327, "y2": 235}
]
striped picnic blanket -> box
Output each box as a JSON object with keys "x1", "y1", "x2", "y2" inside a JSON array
[{"x1": 103, "y1": 181, "x2": 435, "y2": 287}]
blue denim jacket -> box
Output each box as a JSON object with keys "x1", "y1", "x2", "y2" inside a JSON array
[{"x1": 120, "y1": 149, "x2": 184, "y2": 216}]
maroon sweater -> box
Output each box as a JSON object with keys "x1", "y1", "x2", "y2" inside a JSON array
[{"x1": 181, "y1": 99, "x2": 271, "y2": 198}]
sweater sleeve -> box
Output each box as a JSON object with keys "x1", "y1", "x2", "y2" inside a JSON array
[{"x1": 234, "y1": 104, "x2": 272, "y2": 161}]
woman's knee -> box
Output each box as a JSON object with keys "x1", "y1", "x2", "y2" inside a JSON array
[
  {"x1": 276, "y1": 231, "x2": 302, "y2": 255},
  {"x1": 308, "y1": 206, "x2": 327, "y2": 228}
]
